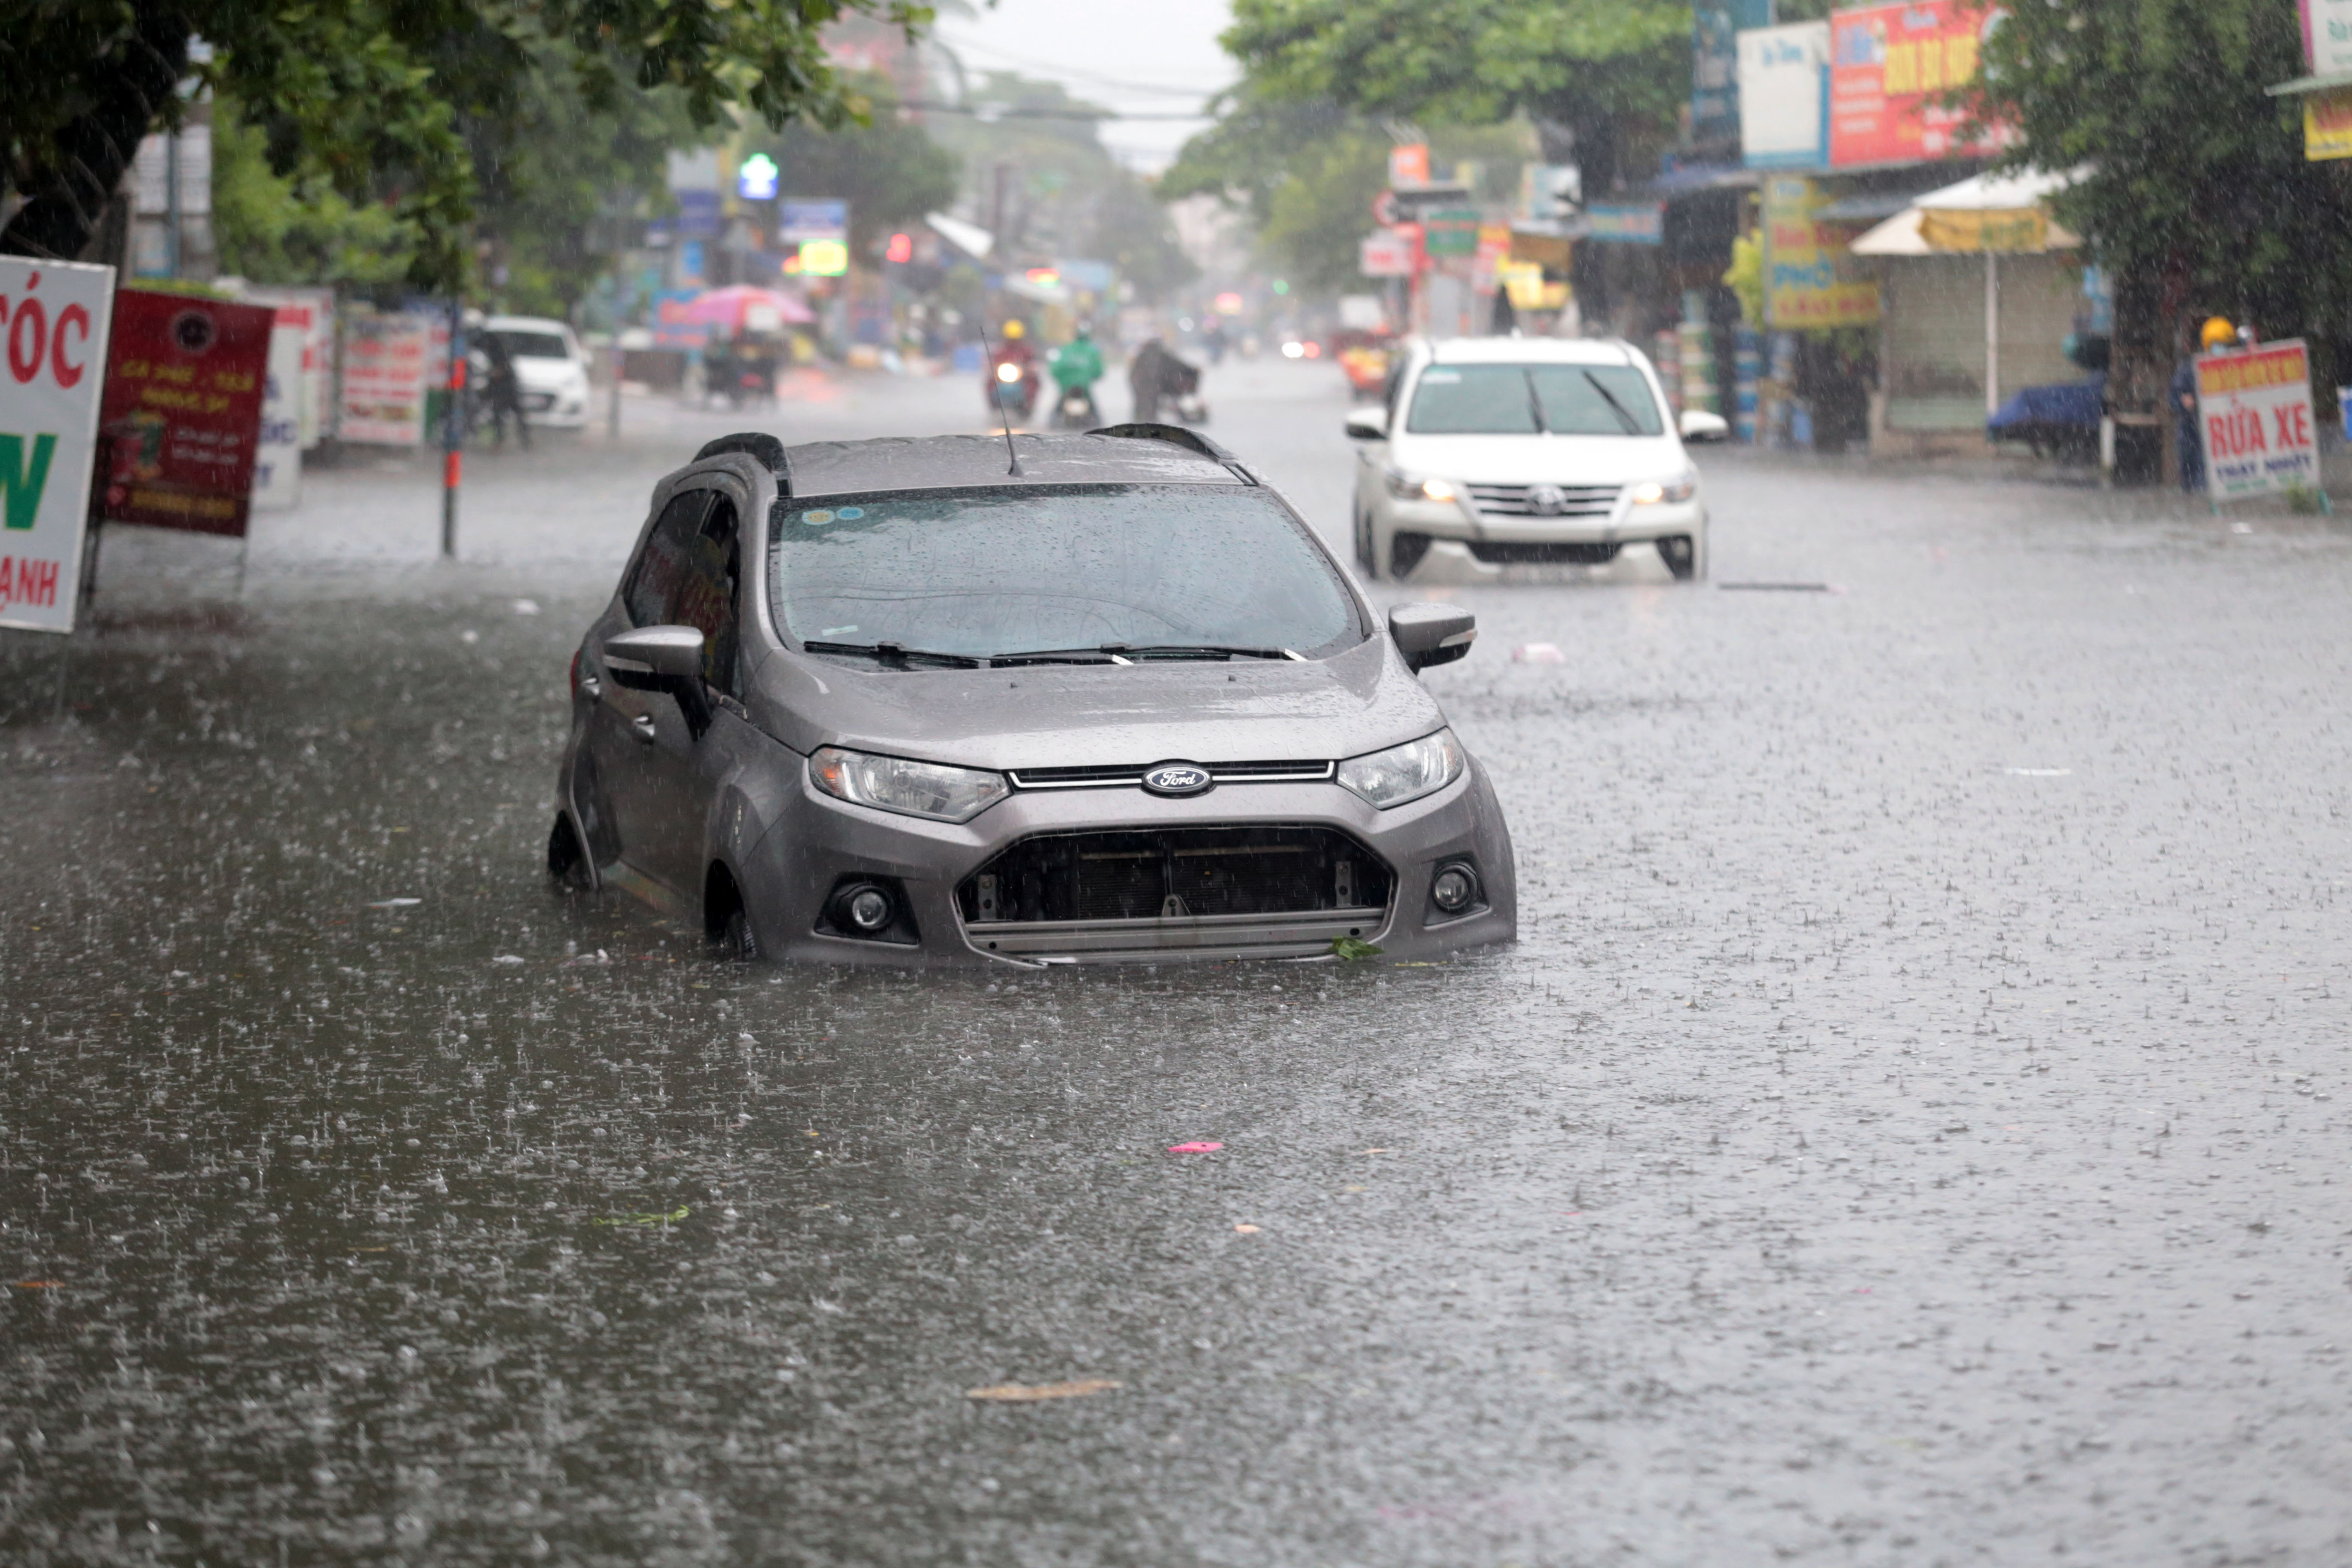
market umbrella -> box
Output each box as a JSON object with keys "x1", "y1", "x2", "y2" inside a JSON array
[
  {"x1": 1850, "y1": 168, "x2": 2086, "y2": 418},
  {"x1": 1849, "y1": 168, "x2": 2084, "y2": 257},
  {"x1": 682, "y1": 285, "x2": 815, "y2": 330}
]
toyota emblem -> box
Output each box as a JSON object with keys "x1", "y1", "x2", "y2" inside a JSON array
[
  {"x1": 1141, "y1": 762, "x2": 1213, "y2": 797},
  {"x1": 1526, "y1": 484, "x2": 1565, "y2": 516}
]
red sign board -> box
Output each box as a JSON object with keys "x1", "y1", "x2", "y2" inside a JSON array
[
  {"x1": 99, "y1": 289, "x2": 273, "y2": 537},
  {"x1": 1829, "y1": 0, "x2": 2005, "y2": 167}
]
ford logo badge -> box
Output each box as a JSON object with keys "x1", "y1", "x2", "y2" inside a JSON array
[{"x1": 1141, "y1": 762, "x2": 1213, "y2": 797}]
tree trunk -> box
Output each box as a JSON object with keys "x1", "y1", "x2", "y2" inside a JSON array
[
  {"x1": 1, "y1": 5, "x2": 192, "y2": 263},
  {"x1": 2106, "y1": 261, "x2": 2169, "y2": 484}
]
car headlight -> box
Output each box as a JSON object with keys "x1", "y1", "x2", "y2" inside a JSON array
[
  {"x1": 1337, "y1": 728, "x2": 1465, "y2": 810},
  {"x1": 1630, "y1": 472, "x2": 1698, "y2": 505},
  {"x1": 1384, "y1": 467, "x2": 1458, "y2": 503},
  {"x1": 810, "y1": 746, "x2": 1009, "y2": 823}
]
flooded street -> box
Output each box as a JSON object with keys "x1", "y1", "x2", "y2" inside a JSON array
[{"x1": 5, "y1": 360, "x2": 2349, "y2": 1565}]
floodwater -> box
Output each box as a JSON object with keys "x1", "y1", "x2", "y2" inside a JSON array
[{"x1": 3, "y1": 364, "x2": 2349, "y2": 1564}]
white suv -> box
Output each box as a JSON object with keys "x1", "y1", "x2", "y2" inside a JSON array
[{"x1": 1348, "y1": 337, "x2": 1724, "y2": 583}]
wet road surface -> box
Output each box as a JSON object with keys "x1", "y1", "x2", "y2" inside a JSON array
[{"x1": 4, "y1": 362, "x2": 2349, "y2": 1565}]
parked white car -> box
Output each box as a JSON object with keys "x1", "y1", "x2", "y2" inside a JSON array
[
  {"x1": 1348, "y1": 337, "x2": 1725, "y2": 582},
  {"x1": 482, "y1": 315, "x2": 593, "y2": 429}
]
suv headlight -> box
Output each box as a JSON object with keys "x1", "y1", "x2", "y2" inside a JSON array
[
  {"x1": 1384, "y1": 467, "x2": 1458, "y2": 503},
  {"x1": 1630, "y1": 472, "x2": 1698, "y2": 505},
  {"x1": 1337, "y1": 728, "x2": 1465, "y2": 809},
  {"x1": 811, "y1": 746, "x2": 1009, "y2": 823}
]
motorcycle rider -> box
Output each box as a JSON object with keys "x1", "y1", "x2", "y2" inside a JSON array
[
  {"x1": 987, "y1": 318, "x2": 1039, "y2": 418},
  {"x1": 1048, "y1": 319, "x2": 1106, "y2": 427}
]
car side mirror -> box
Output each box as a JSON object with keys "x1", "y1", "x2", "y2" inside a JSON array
[
  {"x1": 1388, "y1": 602, "x2": 1475, "y2": 673},
  {"x1": 1679, "y1": 408, "x2": 1730, "y2": 443},
  {"x1": 1345, "y1": 407, "x2": 1389, "y2": 440},
  {"x1": 603, "y1": 625, "x2": 711, "y2": 735}
]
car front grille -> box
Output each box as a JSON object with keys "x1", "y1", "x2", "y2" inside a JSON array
[
  {"x1": 959, "y1": 825, "x2": 1390, "y2": 959},
  {"x1": 1008, "y1": 759, "x2": 1335, "y2": 790},
  {"x1": 1466, "y1": 483, "x2": 1619, "y2": 518},
  {"x1": 1464, "y1": 539, "x2": 1623, "y2": 565}
]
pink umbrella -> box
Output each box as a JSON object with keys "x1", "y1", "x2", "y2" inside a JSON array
[{"x1": 682, "y1": 285, "x2": 815, "y2": 329}]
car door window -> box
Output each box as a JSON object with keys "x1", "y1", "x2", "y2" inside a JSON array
[{"x1": 623, "y1": 488, "x2": 741, "y2": 697}]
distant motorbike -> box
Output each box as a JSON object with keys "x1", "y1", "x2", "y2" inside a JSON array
[
  {"x1": 988, "y1": 357, "x2": 1038, "y2": 419},
  {"x1": 1171, "y1": 390, "x2": 1209, "y2": 425},
  {"x1": 1050, "y1": 384, "x2": 1100, "y2": 429}
]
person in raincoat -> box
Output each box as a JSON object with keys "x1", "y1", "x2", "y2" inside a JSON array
[
  {"x1": 2171, "y1": 316, "x2": 2234, "y2": 493},
  {"x1": 1048, "y1": 320, "x2": 1106, "y2": 426}
]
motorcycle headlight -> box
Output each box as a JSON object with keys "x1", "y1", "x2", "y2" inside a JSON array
[
  {"x1": 1384, "y1": 467, "x2": 1458, "y2": 503},
  {"x1": 1630, "y1": 472, "x2": 1698, "y2": 505},
  {"x1": 1337, "y1": 728, "x2": 1465, "y2": 810},
  {"x1": 810, "y1": 747, "x2": 1009, "y2": 824},
  {"x1": 995, "y1": 363, "x2": 1021, "y2": 383}
]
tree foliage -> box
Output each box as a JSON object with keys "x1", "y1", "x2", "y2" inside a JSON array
[
  {"x1": 2, "y1": 0, "x2": 933, "y2": 287},
  {"x1": 1216, "y1": 0, "x2": 1690, "y2": 190},
  {"x1": 1972, "y1": 0, "x2": 2352, "y2": 340}
]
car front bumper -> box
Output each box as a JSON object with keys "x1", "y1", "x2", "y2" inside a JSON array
[{"x1": 731, "y1": 747, "x2": 1517, "y2": 968}]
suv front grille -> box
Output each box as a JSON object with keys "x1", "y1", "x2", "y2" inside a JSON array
[
  {"x1": 1008, "y1": 759, "x2": 1335, "y2": 790},
  {"x1": 959, "y1": 825, "x2": 1391, "y2": 959},
  {"x1": 1467, "y1": 483, "x2": 1619, "y2": 518}
]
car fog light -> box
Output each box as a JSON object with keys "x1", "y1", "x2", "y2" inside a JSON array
[
  {"x1": 1430, "y1": 864, "x2": 1479, "y2": 913},
  {"x1": 837, "y1": 884, "x2": 894, "y2": 932}
]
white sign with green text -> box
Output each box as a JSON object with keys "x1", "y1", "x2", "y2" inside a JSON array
[{"x1": 0, "y1": 257, "x2": 115, "y2": 633}]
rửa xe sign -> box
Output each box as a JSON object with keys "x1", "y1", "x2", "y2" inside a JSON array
[
  {"x1": 2195, "y1": 339, "x2": 2324, "y2": 505},
  {"x1": 0, "y1": 258, "x2": 114, "y2": 633}
]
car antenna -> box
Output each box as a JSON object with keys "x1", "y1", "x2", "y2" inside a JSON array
[{"x1": 975, "y1": 318, "x2": 1024, "y2": 476}]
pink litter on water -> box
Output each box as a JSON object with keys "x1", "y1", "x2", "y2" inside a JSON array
[
  {"x1": 1511, "y1": 642, "x2": 1566, "y2": 664},
  {"x1": 1166, "y1": 1142, "x2": 1224, "y2": 1154}
]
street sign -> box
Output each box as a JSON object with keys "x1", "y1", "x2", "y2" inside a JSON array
[
  {"x1": 1763, "y1": 176, "x2": 1879, "y2": 327},
  {"x1": 781, "y1": 199, "x2": 848, "y2": 243},
  {"x1": 1584, "y1": 203, "x2": 1665, "y2": 244},
  {"x1": 736, "y1": 153, "x2": 780, "y2": 201},
  {"x1": 99, "y1": 289, "x2": 273, "y2": 538},
  {"x1": 1372, "y1": 190, "x2": 1400, "y2": 227},
  {"x1": 1359, "y1": 230, "x2": 1414, "y2": 278},
  {"x1": 1388, "y1": 144, "x2": 1430, "y2": 187},
  {"x1": 251, "y1": 310, "x2": 305, "y2": 511},
  {"x1": 338, "y1": 313, "x2": 431, "y2": 445},
  {"x1": 2196, "y1": 339, "x2": 2324, "y2": 504},
  {"x1": 1422, "y1": 209, "x2": 1480, "y2": 257},
  {"x1": 1829, "y1": 0, "x2": 2007, "y2": 167},
  {"x1": 0, "y1": 257, "x2": 114, "y2": 634}
]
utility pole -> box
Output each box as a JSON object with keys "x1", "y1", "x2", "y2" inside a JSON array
[{"x1": 442, "y1": 299, "x2": 465, "y2": 558}]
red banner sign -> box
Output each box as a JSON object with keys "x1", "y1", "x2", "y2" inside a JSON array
[
  {"x1": 99, "y1": 289, "x2": 273, "y2": 537},
  {"x1": 1829, "y1": 0, "x2": 2005, "y2": 167}
]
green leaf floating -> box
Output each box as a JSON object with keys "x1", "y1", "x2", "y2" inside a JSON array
[
  {"x1": 596, "y1": 1205, "x2": 691, "y2": 1226},
  {"x1": 1329, "y1": 936, "x2": 1384, "y2": 962}
]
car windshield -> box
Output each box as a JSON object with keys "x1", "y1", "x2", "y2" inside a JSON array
[
  {"x1": 768, "y1": 485, "x2": 1360, "y2": 660},
  {"x1": 491, "y1": 331, "x2": 570, "y2": 360},
  {"x1": 1406, "y1": 363, "x2": 1665, "y2": 436}
]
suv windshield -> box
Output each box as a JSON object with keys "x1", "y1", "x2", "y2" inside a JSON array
[
  {"x1": 769, "y1": 485, "x2": 1360, "y2": 660},
  {"x1": 1406, "y1": 363, "x2": 1665, "y2": 436}
]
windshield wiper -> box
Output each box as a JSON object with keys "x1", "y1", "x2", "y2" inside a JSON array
[
  {"x1": 1582, "y1": 370, "x2": 1643, "y2": 435},
  {"x1": 1120, "y1": 643, "x2": 1300, "y2": 661},
  {"x1": 800, "y1": 640, "x2": 983, "y2": 669},
  {"x1": 990, "y1": 642, "x2": 1301, "y2": 665}
]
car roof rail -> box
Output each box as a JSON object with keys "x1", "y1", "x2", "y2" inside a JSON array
[
  {"x1": 1087, "y1": 422, "x2": 1248, "y2": 474},
  {"x1": 695, "y1": 432, "x2": 792, "y2": 491},
  {"x1": 1088, "y1": 422, "x2": 1257, "y2": 481}
]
